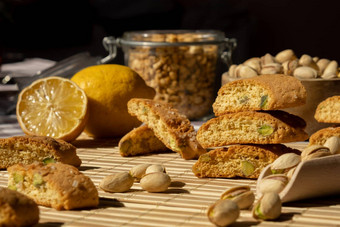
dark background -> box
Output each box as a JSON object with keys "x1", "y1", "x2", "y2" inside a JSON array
[{"x1": 1, "y1": 0, "x2": 340, "y2": 66}]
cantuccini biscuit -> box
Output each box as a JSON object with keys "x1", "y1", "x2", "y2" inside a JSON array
[
  {"x1": 213, "y1": 74, "x2": 307, "y2": 115},
  {"x1": 192, "y1": 144, "x2": 300, "y2": 179},
  {"x1": 0, "y1": 187, "x2": 39, "y2": 226},
  {"x1": 197, "y1": 110, "x2": 308, "y2": 148},
  {"x1": 309, "y1": 126, "x2": 340, "y2": 146},
  {"x1": 0, "y1": 135, "x2": 81, "y2": 169},
  {"x1": 119, "y1": 125, "x2": 169, "y2": 157},
  {"x1": 7, "y1": 162, "x2": 98, "y2": 210},
  {"x1": 314, "y1": 96, "x2": 340, "y2": 123},
  {"x1": 127, "y1": 98, "x2": 206, "y2": 160}
]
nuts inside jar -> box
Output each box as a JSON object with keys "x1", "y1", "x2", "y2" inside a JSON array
[{"x1": 127, "y1": 32, "x2": 220, "y2": 119}]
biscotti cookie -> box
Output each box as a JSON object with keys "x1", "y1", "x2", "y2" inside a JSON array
[
  {"x1": 0, "y1": 135, "x2": 81, "y2": 169},
  {"x1": 314, "y1": 96, "x2": 340, "y2": 123},
  {"x1": 127, "y1": 98, "x2": 206, "y2": 160},
  {"x1": 0, "y1": 187, "x2": 39, "y2": 226},
  {"x1": 197, "y1": 110, "x2": 308, "y2": 148},
  {"x1": 119, "y1": 125, "x2": 169, "y2": 157},
  {"x1": 213, "y1": 74, "x2": 307, "y2": 115},
  {"x1": 7, "y1": 162, "x2": 98, "y2": 210},
  {"x1": 192, "y1": 144, "x2": 300, "y2": 179},
  {"x1": 309, "y1": 126, "x2": 340, "y2": 146}
]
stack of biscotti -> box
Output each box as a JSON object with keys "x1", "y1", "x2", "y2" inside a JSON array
[
  {"x1": 309, "y1": 96, "x2": 340, "y2": 146},
  {"x1": 194, "y1": 74, "x2": 309, "y2": 179},
  {"x1": 122, "y1": 98, "x2": 206, "y2": 160}
]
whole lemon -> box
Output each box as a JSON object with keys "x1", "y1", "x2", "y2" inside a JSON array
[{"x1": 71, "y1": 64, "x2": 155, "y2": 138}]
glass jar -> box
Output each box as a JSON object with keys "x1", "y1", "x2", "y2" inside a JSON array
[{"x1": 102, "y1": 30, "x2": 236, "y2": 120}]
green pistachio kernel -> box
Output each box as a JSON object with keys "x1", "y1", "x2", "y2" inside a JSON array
[
  {"x1": 239, "y1": 95, "x2": 249, "y2": 104},
  {"x1": 13, "y1": 172, "x2": 24, "y2": 184},
  {"x1": 8, "y1": 185, "x2": 17, "y2": 190},
  {"x1": 43, "y1": 157, "x2": 56, "y2": 165},
  {"x1": 258, "y1": 125, "x2": 274, "y2": 136},
  {"x1": 200, "y1": 154, "x2": 211, "y2": 162},
  {"x1": 241, "y1": 161, "x2": 255, "y2": 176},
  {"x1": 260, "y1": 95, "x2": 268, "y2": 108},
  {"x1": 254, "y1": 204, "x2": 267, "y2": 219},
  {"x1": 271, "y1": 169, "x2": 284, "y2": 174},
  {"x1": 33, "y1": 173, "x2": 44, "y2": 188}
]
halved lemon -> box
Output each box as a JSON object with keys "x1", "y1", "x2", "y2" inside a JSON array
[{"x1": 16, "y1": 76, "x2": 88, "y2": 142}]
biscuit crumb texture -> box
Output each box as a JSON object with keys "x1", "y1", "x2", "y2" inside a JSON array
[
  {"x1": 0, "y1": 187, "x2": 39, "y2": 226},
  {"x1": 0, "y1": 135, "x2": 81, "y2": 169},
  {"x1": 192, "y1": 144, "x2": 299, "y2": 179},
  {"x1": 197, "y1": 111, "x2": 308, "y2": 148},
  {"x1": 309, "y1": 126, "x2": 340, "y2": 146},
  {"x1": 7, "y1": 162, "x2": 98, "y2": 210},
  {"x1": 213, "y1": 74, "x2": 306, "y2": 115},
  {"x1": 127, "y1": 98, "x2": 206, "y2": 160},
  {"x1": 314, "y1": 96, "x2": 340, "y2": 123},
  {"x1": 119, "y1": 125, "x2": 169, "y2": 157}
]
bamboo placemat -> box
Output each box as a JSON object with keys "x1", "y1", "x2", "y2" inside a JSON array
[{"x1": 1, "y1": 136, "x2": 340, "y2": 226}]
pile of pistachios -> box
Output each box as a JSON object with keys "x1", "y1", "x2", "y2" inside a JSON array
[
  {"x1": 222, "y1": 49, "x2": 340, "y2": 85},
  {"x1": 207, "y1": 136, "x2": 340, "y2": 226},
  {"x1": 99, "y1": 163, "x2": 171, "y2": 193}
]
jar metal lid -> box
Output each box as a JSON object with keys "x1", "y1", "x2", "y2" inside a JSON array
[{"x1": 117, "y1": 30, "x2": 229, "y2": 47}]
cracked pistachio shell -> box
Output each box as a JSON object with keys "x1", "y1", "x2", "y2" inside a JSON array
[
  {"x1": 252, "y1": 192, "x2": 282, "y2": 220},
  {"x1": 208, "y1": 199, "x2": 240, "y2": 227},
  {"x1": 145, "y1": 164, "x2": 166, "y2": 174},
  {"x1": 129, "y1": 164, "x2": 152, "y2": 181},
  {"x1": 140, "y1": 172, "x2": 171, "y2": 192},
  {"x1": 258, "y1": 174, "x2": 288, "y2": 194},
  {"x1": 323, "y1": 136, "x2": 340, "y2": 155},
  {"x1": 301, "y1": 145, "x2": 330, "y2": 161},
  {"x1": 271, "y1": 153, "x2": 301, "y2": 174},
  {"x1": 100, "y1": 172, "x2": 134, "y2": 193},
  {"x1": 220, "y1": 186, "x2": 255, "y2": 209}
]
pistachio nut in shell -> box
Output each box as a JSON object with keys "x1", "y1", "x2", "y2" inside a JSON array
[
  {"x1": 293, "y1": 66, "x2": 318, "y2": 79},
  {"x1": 275, "y1": 49, "x2": 296, "y2": 63},
  {"x1": 258, "y1": 174, "x2": 288, "y2": 194},
  {"x1": 324, "y1": 136, "x2": 340, "y2": 154},
  {"x1": 271, "y1": 153, "x2": 301, "y2": 174},
  {"x1": 243, "y1": 57, "x2": 261, "y2": 74},
  {"x1": 99, "y1": 172, "x2": 134, "y2": 193},
  {"x1": 317, "y1": 58, "x2": 331, "y2": 74},
  {"x1": 303, "y1": 150, "x2": 331, "y2": 161},
  {"x1": 145, "y1": 164, "x2": 166, "y2": 174},
  {"x1": 140, "y1": 172, "x2": 171, "y2": 192},
  {"x1": 220, "y1": 186, "x2": 255, "y2": 209},
  {"x1": 301, "y1": 145, "x2": 330, "y2": 161},
  {"x1": 129, "y1": 163, "x2": 151, "y2": 181},
  {"x1": 286, "y1": 166, "x2": 297, "y2": 180},
  {"x1": 207, "y1": 199, "x2": 240, "y2": 227},
  {"x1": 252, "y1": 192, "x2": 282, "y2": 220}
]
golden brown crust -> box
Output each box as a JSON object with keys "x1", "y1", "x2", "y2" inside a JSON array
[
  {"x1": 192, "y1": 144, "x2": 300, "y2": 179},
  {"x1": 0, "y1": 187, "x2": 39, "y2": 226},
  {"x1": 314, "y1": 96, "x2": 340, "y2": 123},
  {"x1": 7, "y1": 163, "x2": 98, "y2": 210},
  {"x1": 309, "y1": 126, "x2": 340, "y2": 145},
  {"x1": 213, "y1": 74, "x2": 307, "y2": 115},
  {"x1": 119, "y1": 125, "x2": 169, "y2": 157},
  {"x1": 197, "y1": 111, "x2": 308, "y2": 148},
  {"x1": 127, "y1": 98, "x2": 206, "y2": 160},
  {"x1": 0, "y1": 135, "x2": 81, "y2": 168}
]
